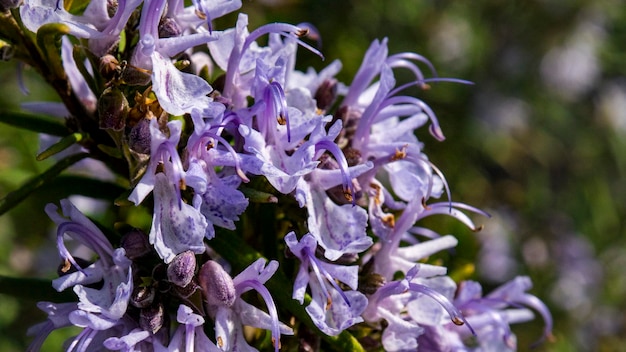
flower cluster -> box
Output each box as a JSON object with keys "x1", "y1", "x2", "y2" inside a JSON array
[{"x1": 1, "y1": 0, "x2": 552, "y2": 351}]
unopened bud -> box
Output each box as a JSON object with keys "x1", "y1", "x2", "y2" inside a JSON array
[
  {"x1": 140, "y1": 302, "x2": 165, "y2": 334},
  {"x1": 99, "y1": 54, "x2": 120, "y2": 82},
  {"x1": 167, "y1": 251, "x2": 196, "y2": 287},
  {"x1": 0, "y1": 0, "x2": 21, "y2": 11},
  {"x1": 314, "y1": 78, "x2": 337, "y2": 112},
  {"x1": 128, "y1": 118, "x2": 152, "y2": 154},
  {"x1": 359, "y1": 272, "x2": 386, "y2": 295},
  {"x1": 120, "y1": 229, "x2": 151, "y2": 259},
  {"x1": 107, "y1": 0, "x2": 118, "y2": 18},
  {"x1": 130, "y1": 285, "x2": 155, "y2": 308},
  {"x1": 198, "y1": 260, "x2": 236, "y2": 308},
  {"x1": 159, "y1": 17, "x2": 182, "y2": 38},
  {"x1": 98, "y1": 87, "x2": 128, "y2": 131}
]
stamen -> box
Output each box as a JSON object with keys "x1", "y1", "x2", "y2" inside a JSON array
[
  {"x1": 55, "y1": 222, "x2": 115, "y2": 271},
  {"x1": 235, "y1": 279, "x2": 282, "y2": 352},
  {"x1": 315, "y1": 140, "x2": 356, "y2": 205},
  {"x1": 408, "y1": 283, "x2": 476, "y2": 336},
  {"x1": 295, "y1": 28, "x2": 309, "y2": 37},
  {"x1": 198, "y1": 131, "x2": 249, "y2": 183}
]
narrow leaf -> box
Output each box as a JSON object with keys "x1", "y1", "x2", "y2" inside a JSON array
[
  {"x1": 0, "y1": 110, "x2": 69, "y2": 136},
  {"x1": 0, "y1": 153, "x2": 88, "y2": 215},
  {"x1": 0, "y1": 275, "x2": 75, "y2": 302},
  {"x1": 37, "y1": 132, "x2": 88, "y2": 160},
  {"x1": 36, "y1": 23, "x2": 70, "y2": 75},
  {"x1": 41, "y1": 175, "x2": 126, "y2": 201},
  {"x1": 240, "y1": 187, "x2": 278, "y2": 203}
]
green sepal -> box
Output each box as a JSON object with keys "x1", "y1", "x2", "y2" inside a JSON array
[
  {"x1": 66, "y1": 0, "x2": 90, "y2": 14},
  {"x1": 36, "y1": 132, "x2": 88, "y2": 161},
  {"x1": 0, "y1": 153, "x2": 88, "y2": 216},
  {"x1": 97, "y1": 143, "x2": 123, "y2": 159},
  {"x1": 0, "y1": 275, "x2": 75, "y2": 302},
  {"x1": 0, "y1": 110, "x2": 69, "y2": 136},
  {"x1": 209, "y1": 232, "x2": 366, "y2": 352},
  {"x1": 240, "y1": 187, "x2": 279, "y2": 203},
  {"x1": 36, "y1": 23, "x2": 71, "y2": 76}
]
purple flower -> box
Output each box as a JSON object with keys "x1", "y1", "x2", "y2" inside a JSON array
[
  {"x1": 27, "y1": 302, "x2": 78, "y2": 351},
  {"x1": 27, "y1": 200, "x2": 134, "y2": 351},
  {"x1": 199, "y1": 259, "x2": 292, "y2": 352},
  {"x1": 150, "y1": 51, "x2": 220, "y2": 117},
  {"x1": 61, "y1": 36, "x2": 97, "y2": 113},
  {"x1": 411, "y1": 276, "x2": 553, "y2": 351},
  {"x1": 285, "y1": 232, "x2": 367, "y2": 335},
  {"x1": 45, "y1": 200, "x2": 132, "y2": 330},
  {"x1": 364, "y1": 266, "x2": 474, "y2": 351},
  {"x1": 149, "y1": 172, "x2": 208, "y2": 263},
  {"x1": 128, "y1": 119, "x2": 185, "y2": 206},
  {"x1": 297, "y1": 182, "x2": 371, "y2": 261},
  {"x1": 150, "y1": 305, "x2": 220, "y2": 352}
]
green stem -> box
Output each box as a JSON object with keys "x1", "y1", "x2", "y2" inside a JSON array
[{"x1": 0, "y1": 153, "x2": 89, "y2": 215}]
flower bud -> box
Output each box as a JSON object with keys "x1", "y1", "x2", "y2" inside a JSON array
[
  {"x1": 107, "y1": 0, "x2": 118, "y2": 18},
  {"x1": 98, "y1": 87, "x2": 128, "y2": 131},
  {"x1": 314, "y1": 78, "x2": 337, "y2": 112},
  {"x1": 167, "y1": 251, "x2": 196, "y2": 287},
  {"x1": 198, "y1": 260, "x2": 236, "y2": 308},
  {"x1": 120, "y1": 229, "x2": 151, "y2": 259},
  {"x1": 130, "y1": 285, "x2": 155, "y2": 308},
  {"x1": 99, "y1": 54, "x2": 120, "y2": 82},
  {"x1": 0, "y1": 0, "x2": 20, "y2": 12},
  {"x1": 128, "y1": 118, "x2": 152, "y2": 154},
  {"x1": 359, "y1": 272, "x2": 386, "y2": 295},
  {"x1": 140, "y1": 302, "x2": 165, "y2": 334},
  {"x1": 159, "y1": 17, "x2": 182, "y2": 38}
]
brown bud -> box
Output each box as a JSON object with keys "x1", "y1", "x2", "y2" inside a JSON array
[
  {"x1": 314, "y1": 78, "x2": 337, "y2": 112},
  {"x1": 120, "y1": 229, "x2": 151, "y2": 259},
  {"x1": 159, "y1": 17, "x2": 182, "y2": 38},
  {"x1": 99, "y1": 54, "x2": 120, "y2": 82},
  {"x1": 98, "y1": 87, "x2": 128, "y2": 131},
  {"x1": 359, "y1": 272, "x2": 386, "y2": 295},
  {"x1": 128, "y1": 118, "x2": 152, "y2": 154},
  {"x1": 140, "y1": 302, "x2": 165, "y2": 334},
  {"x1": 130, "y1": 285, "x2": 155, "y2": 308}
]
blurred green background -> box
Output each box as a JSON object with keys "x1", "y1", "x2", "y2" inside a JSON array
[{"x1": 1, "y1": 0, "x2": 625, "y2": 350}]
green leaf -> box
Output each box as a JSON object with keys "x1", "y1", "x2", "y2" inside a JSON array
[
  {"x1": 0, "y1": 153, "x2": 88, "y2": 215},
  {"x1": 36, "y1": 23, "x2": 70, "y2": 75},
  {"x1": 0, "y1": 110, "x2": 69, "y2": 136},
  {"x1": 41, "y1": 175, "x2": 126, "y2": 201},
  {"x1": 0, "y1": 275, "x2": 75, "y2": 302},
  {"x1": 240, "y1": 187, "x2": 278, "y2": 203},
  {"x1": 209, "y1": 232, "x2": 366, "y2": 352},
  {"x1": 36, "y1": 132, "x2": 88, "y2": 161}
]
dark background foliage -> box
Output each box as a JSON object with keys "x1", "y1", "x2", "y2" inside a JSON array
[{"x1": 1, "y1": 0, "x2": 625, "y2": 350}]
